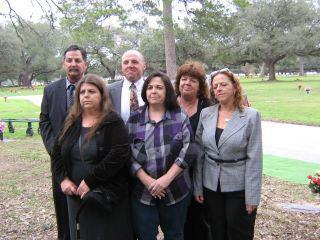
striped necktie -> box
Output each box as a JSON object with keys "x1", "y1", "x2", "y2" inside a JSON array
[{"x1": 67, "y1": 84, "x2": 75, "y2": 109}]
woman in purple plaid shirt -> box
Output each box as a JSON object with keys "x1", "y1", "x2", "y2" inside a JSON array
[{"x1": 127, "y1": 71, "x2": 197, "y2": 240}]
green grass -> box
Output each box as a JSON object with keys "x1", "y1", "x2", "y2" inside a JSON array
[
  {"x1": 240, "y1": 75, "x2": 320, "y2": 125},
  {"x1": 0, "y1": 99, "x2": 40, "y2": 139},
  {"x1": 0, "y1": 86, "x2": 44, "y2": 97},
  {"x1": 1, "y1": 74, "x2": 320, "y2": 129},
  {"x1": 263, "y1": 155, "x2": 320, "y2": 184}
]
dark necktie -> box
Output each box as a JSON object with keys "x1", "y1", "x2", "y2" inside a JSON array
[
  {"x1": 130, "y1": 83, "x2": 139, "y2": 114},
  {"x1": 67, "y1": 84, "x2": 75, "y2": 109}
]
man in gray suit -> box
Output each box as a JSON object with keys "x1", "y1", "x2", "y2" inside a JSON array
[
  {"x1": 39, "y1": 45, "x2": 88, "y2": 240},
  {"x1": 108, "y1": 50, "x2": 146, "y2": 122}
]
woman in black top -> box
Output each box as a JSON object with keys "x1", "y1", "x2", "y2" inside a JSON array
[
  {"x1": 52, "y1": 74, "x2": 132, "y2": 240},
  {"x1": 175, "y1": 61, "x2": 212, "y2": 240}
]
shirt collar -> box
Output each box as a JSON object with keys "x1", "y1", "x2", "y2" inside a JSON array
[
  {"x1": 139, "y1": 106, "x2": 174, "y2": 125},
  {"x1": 123, "y1": 77, "x2": 144, "y2": 89},
  {"x1": 65, "y1": 77, "x2": 77, "y2": 89}
]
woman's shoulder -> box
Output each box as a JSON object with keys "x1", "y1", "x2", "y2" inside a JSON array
[
  {"x1": 201, "y1": 104, "x2": 218, "y2": 114},
  {"x1": 103, "y1": 110, "x2": 124, "y2": 124},
  {"x1": 242, "y1": 107, "x2": 261, "y2": 119},
  {"x1": 243, "y1": 106, "x2": 260, "y2": 114}
]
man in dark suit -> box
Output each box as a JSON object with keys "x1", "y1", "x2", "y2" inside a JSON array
[
  {"x1": 108, "y1": 50, "x2": 146, "y2": 122},
  {"x1": 39, "y1": 45, "x2": 88, "y2": 240}
]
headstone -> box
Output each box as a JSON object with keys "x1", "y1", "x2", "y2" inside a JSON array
[{"x1": 277, "y1": 203, "x2": 320, "y2": 214}]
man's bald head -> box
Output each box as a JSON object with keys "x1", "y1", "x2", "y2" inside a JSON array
[{"x1": 121, "y1": 50, "x2": 146, "y2": 82}]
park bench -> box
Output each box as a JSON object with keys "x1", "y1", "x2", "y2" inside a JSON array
[{"x1": 0, "y1": 118, "x2": 39, "y2": 136}]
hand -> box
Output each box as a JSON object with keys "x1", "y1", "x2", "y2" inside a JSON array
[
  {"x1": 195, "y1": 195, "x2": 204, "y2": 204},
  {"x1": 136, "y1": 169, "x2": 167, "y2": 199},
  {"x1": 77, "y1": 180, "x2": 90, "y2": 199},
  {"x1": 61, "y1": 177, "x2": 77, "y2": 196},
  {"x1": 148, "y1": 174, "x2": 172, "y2": 197},
  {"x1": 141, "y1": 174, "x2": 166, "y2": 199},
  {"x1": 246, "y1": 204, "x2": 257, "y2": 215}
]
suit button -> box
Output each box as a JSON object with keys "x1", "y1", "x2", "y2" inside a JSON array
[
  {"x1": 96, "y1": 131, "x2": 100, "y2": 135},
  {"x1": 99, "y1": 147, "x2": 103, "y2": 151},
  {"x1": 217, "y1": 163, "x2": 220, "y2": 166}
]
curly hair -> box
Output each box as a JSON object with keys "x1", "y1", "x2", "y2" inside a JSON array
[
  {"x1": 210, "y1": 70, "x2": 244, "y2": 111},
  {"x1": 175, "y1": 61, "x2": 209, "y2": 100}
]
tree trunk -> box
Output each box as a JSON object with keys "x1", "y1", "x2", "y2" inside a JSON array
[
  {"x1": 9, "y1": 79, "x2": 15, "y2": 86},
  {"x1": 163, "y1": 0, "x2": 177, "y2": 80},
  {"x1": 298, "y1": 56, "x2": 304, "y2": 76},
  {"x1": 243, "y1": 63, "x2": 250, "y2": 77},
  {"x1": 266, "y1": 61, "x2": 276, "y2": 81},
  {"x1": 258, "y1": 62, "x2": 265, "y2": 78},
  {"x1": 19, "y1": 71, "x2": 29, "y2": 86},
  {"x1": 109, "y1": 69, "x2": 116, "y2": 80}
]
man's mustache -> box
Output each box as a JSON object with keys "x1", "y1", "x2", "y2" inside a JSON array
[{"x1": 69, "y1": 68, "x2": 79, "y2": 71}]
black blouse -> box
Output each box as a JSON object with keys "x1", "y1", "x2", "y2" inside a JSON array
[{"x1": 189, "y1": 98, "x2": 212, "y2": 135}]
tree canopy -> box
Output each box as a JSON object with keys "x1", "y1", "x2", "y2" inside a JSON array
[{"x1": 1, "y1": 0, "x2": 320, "y2": 85}]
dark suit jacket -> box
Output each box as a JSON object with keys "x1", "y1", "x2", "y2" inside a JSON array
[
  {"x1": 39, "y1": 78, "x2": 68, "y2": 158},
  {"x1": 107, "y1": 80, "x2": 123, "y2": 114}
]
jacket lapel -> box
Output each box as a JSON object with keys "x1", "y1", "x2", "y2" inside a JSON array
[
  {"x1": 112, "y1": 80, "x2": 123, "y2": 113},
  {"x1": 218, "y1": 108, "x2": 246, "y2": 148},
  {"x1": 57, "y1": 78, "x2": 67, "y2": 114},
  {"x1": 203, "y1": 105, "x2": 219, "y2": 152}
]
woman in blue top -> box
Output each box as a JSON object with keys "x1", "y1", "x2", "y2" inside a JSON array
[{"x1": 127, "y1": 71, "x2": 196, "y2": 240}]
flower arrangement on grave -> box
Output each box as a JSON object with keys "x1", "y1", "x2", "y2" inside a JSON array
[
  {"x1": 0, "y1": 121, "x2": 5, "y2": 141},
  {"x1": 307, "y1": 171, "x2": 320, "y2": 194}
]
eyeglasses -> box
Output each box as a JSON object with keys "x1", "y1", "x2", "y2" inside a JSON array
[{"x1": 210, "y1": 68, "x2": 231, "y2": 79}]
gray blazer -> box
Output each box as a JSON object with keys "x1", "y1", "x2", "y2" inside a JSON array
[
  {"x1": 108, "y1": 80, "x2": 123, "y2": 114},
  {"x1": 193, "y1": 104, "x2": 263, "y2": 205}
]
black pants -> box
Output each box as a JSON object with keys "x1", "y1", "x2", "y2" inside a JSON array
[
  {"x1": 52, "y1": 175, "x2": 70, "y2": 240},
  {"x1": 203, "y1": 187, "x2": 256, "y2": 240},
  {"x1": 184, "y1": 198, "x2": 209, "y2": 240}
]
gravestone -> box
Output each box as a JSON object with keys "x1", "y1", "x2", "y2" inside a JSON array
[{"x1": 277, "y1": 203, "x2": 320, "y2": 214}]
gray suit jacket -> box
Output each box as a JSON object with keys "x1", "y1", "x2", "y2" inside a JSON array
[
  {"x1": 108, "y1": 80, "x2": 123, "y2": 114},
  {"x1": 193, "y1": 104, "x2": 263, "y2": 205}
]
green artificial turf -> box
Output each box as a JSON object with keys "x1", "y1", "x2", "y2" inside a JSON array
[{"x1": 263, "y1": 155, "x2": 320, "y2": 184}]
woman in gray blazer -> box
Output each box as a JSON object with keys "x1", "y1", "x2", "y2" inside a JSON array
[{"x1": 193, "y1": 69, "x2": 262, "y2": 240}]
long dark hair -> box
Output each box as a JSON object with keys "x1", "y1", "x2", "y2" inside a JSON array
[
  {"x1": 141, "y1": 71, "x2": 179, "y2": 110},
  {"x1": 59, "y1": 74, "x2": 113, "y2": 142}
]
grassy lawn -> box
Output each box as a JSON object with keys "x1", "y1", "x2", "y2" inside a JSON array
[
  {"x1": 0, "y1": 99, "x2": 40, "y2": 139},
  {"x1": 240, "y1": 75, "x2": 320, "y2": 125},
  {"x1": 0, "y1": 86, "x2": 44, "y2": 97},
  {"x1": 1, "y1": 74, "x2": 320, "y2": 125}
]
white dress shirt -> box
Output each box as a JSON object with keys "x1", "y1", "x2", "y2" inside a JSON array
[{"x1": 121, "y1": 77, "x2": 144, "y2": 123}]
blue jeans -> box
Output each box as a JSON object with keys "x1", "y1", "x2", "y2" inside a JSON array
[{"x1": 131, "y1": 193, "x2": 191, "y2": 240}]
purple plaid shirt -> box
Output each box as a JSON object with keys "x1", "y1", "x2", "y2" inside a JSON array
[{"x1": 127, "y1": 106, "x2": 196, "y2": 206}]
